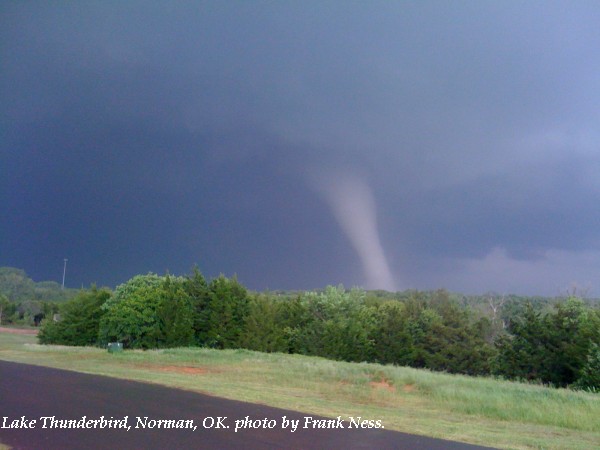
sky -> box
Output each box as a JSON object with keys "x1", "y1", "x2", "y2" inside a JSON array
[{"x1": 2, "y1": 1, "x2": 600, "y2": 296}]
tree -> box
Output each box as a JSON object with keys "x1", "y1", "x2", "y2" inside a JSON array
[
  {"x1": 493, "y1": 303, "x2": 547, "y2": 381},
  {"x1": 34, "y1": 281, "x2": 75, "y2": 302},
  {"x1": 574, "y1": 343, "x2": 600, "y2": 391},
  {"x1": 541, "y1": 297, "x2": 592, "y2": 386},
  {"x1": 493, "y1": 298, "x2": 600, "y2": 386},
  {"x1": 38, "y1": 286, "x2": 111, "y2": 346},
  {"x1": 0, "y1": 293, "x2": 9, "y2": 325},
  {"x1": 289, "y1": 286, "x2": 376, "y2": 362},
  {"x1": 16, "y1": 300, "x2": 43, "y2": 325},
  {"x1": 0, "y1": 267, "x2": 35, "y2": 302},
  {"x1": 277, "y1": 294, "x2": 310, "y2": 354},
  {"x1": 428, "y1": 291, "x2": 495, "y2": 375},
  {"x1": 319, "y1": 288, "x2": 376, "y2": 362},
  {"x1": 99, "y1": 273, "x2": 193, "y2": 349},
  {"x1": 183, "y1": 267, "x2": 210, "y2": 344},
  {"x1": 241, "y1": 293, "x2": 288, "y2": 353},
  {"x1": 372, "y1": 300, "x2": 415, "y2": 365},
  {"x1": 157, "y1": 275, "x2": 194, "y2": 347},
  {"x1": 198, "y1": 275, "x2": 249, "y2": 349}
]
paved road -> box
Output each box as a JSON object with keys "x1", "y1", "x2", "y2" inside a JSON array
[{"x1": 0, "y1": 361, "x2": 495, "y2": 449}]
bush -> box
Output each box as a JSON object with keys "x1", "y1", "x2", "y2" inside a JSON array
[
  {"x1": 574, "y1": 343, "x2": 600, "y2": 392},
  {"x1": 197, "y1": 275, "x2": 249, "y2": 349},
  {"x1": 98, "y1": 274, "x2": 194, "y2": 349},
  {"x1": 38, "y1": 286, "x2": 111, "y2": 346}
]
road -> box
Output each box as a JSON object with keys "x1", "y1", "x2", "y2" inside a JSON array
[{"x1": 0, "y1": 361, "x2": 494, "y2": 449}]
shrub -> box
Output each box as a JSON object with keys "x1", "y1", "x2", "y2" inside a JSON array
[{"x1": 38, "y1": 286, "x2": 111, "y2": 346}]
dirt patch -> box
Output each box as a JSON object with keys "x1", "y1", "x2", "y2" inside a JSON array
[
  {"x1": 0, "y1": 326, "x2": 39, "y2": 335},
  {"x1": 156, "y1": 365, "x2": 209, "y2": 375},
  {"x1": 402, "y1": 384, "x2": 416, "y2": 393},
  {"x1": 369, "y1": 379, "x2": 396, "y2": 392},
  {"x1": 133, "y1": 363, "x2": 212, "y2": 375}
]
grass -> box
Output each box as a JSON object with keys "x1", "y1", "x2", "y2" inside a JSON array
[{"x1": 1, "y1": 332, "x2": 599, "y2": 449}]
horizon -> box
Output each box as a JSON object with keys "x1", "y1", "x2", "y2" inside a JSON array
[{"x1": 2, "y1": 264, "x2": 595, "y2": 300}]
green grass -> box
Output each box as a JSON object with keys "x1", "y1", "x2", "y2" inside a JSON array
[{"x1": 1, "y1": 332, "x2": 599, "y2": 449}]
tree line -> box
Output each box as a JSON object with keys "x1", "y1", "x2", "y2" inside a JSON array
[
  {"x1": 36, "y1": 269, "x2": 600, "y2": 391},
  {"x1": 0, "y1": 267, "x2": 78, "y2": 326}
]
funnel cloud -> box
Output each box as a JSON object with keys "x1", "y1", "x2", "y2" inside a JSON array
[{"x1": 317, "y1": 174, "x2": 397, "y2": 292}]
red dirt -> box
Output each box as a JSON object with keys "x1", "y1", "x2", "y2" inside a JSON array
[
  {"x1": 369, "y1": 379, "x2": 396, "y2": 392},
  {"x1": 155, "y1": 365, "x2": 210, "y2": 375},
  {"x1": 133, "y1": 363, "x2": 213, "y2": 374},
  {"x1": 0, "y1": 326, "x2": 39, "y2": 335}
]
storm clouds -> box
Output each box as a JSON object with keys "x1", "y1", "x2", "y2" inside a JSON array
[{"x1": 2, "y1": 2, "x2": 600, "y2": 295}]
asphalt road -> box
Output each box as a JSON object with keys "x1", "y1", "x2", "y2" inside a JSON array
[{"x1": 0, "y1": 360, "x2": 495, "y2": 449}]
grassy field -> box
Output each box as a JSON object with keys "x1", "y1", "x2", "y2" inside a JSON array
[{"x1": 1, "y1": 331, "x2": 599, "y2": 450}]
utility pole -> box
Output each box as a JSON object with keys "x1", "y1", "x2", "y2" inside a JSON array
[{"x1": 62, "y1": 258, "x2": 68, "y2": 289}]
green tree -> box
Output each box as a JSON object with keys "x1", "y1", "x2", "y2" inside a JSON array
[
  {"x1": 574, "y1": 343, "x2": 600, "y2": 391},
  {"x1": 397, "y1": 290, "x2": 495, "y2": 375},
  {"x1": 428, "y1": 291, "x2": 495, "y2": 375},
  {"x1": 200, "y1": 275, "x2": 249, "y2": 349},
  {"x1": 541, "y1": 297, "x2": 592, "y2": 386},
  {"x1": 0, "y1": 267, "x2": 35, "y2": 302},
  {"x1": 372, "y1": 300, "x2": 415, "y2": 365},
  {"x1": 38, "y1": 286, "x2": 111, "y2": 346},
  {"x1": 157, "y1": 275, "x2": 195, "y2": 347},
  {"x1": 34, "y1": 281, "x2": 76, "y2": 302},
  {"x1": 99, "y1": 273, "x2": 192, "y2": 349},
  {"x1": 492, "y1": 298, "x2": 599, "y2": 386},
  {"x1": 16, "y1": 299, "x2": 43, "y2": 325},
  {"x1": 278, "y1": 294, "x2": 310, "y2": 354},
  {"x1": 99, "y1": 274, "x2": 162, "y2": 348},
  {"x1": 183, "y1": 267, "x2": 210, "y2": 344},
  {"x1": 241, "y1": 293, "x2": 288, "y2": 352},
  {"x1": 291, "y1": 286, "x2": 376, "y2": 362},
  {"x1": 0, "y1": 293, "x2": 10, "y2": 325},
  {"x1": 493, "y1": 303, "x2": 547, "y2": 381}
]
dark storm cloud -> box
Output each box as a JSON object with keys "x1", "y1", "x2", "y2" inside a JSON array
[
  {"x1": 2, "y1": 1, "x2": 600, "y2": 295},
  {"x1": 400, "y1": 156, "x2": 600, "y2": 258}
]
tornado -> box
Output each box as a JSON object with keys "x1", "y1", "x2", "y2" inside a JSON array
[{"x1": 317, "y1": 173, "x2": 397, "y2": 292}]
